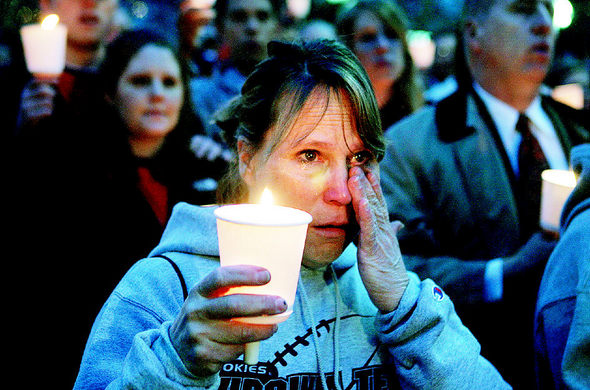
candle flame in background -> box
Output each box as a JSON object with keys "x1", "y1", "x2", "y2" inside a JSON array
[
  {"x1": 41, "y1": 14, "x2": 60, "y2": 30},
  {"x1": 551, "y1": 84, "x2": 585, "y2": 110},
  {"x1": 259, "y1": 188, "x2": 274, "y2": 206}
]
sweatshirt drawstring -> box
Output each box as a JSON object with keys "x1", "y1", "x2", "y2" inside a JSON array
[{"x1": 298, "y1": 264, "x2": 343, "y2": 390}]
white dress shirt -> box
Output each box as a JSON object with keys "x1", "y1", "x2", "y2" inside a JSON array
[
  {"x1": 473, "y1": 83, "x2": 568, "y2": 302},
  {"x1": 474, "y1": 82, "x2": 569, "y2": 174}
]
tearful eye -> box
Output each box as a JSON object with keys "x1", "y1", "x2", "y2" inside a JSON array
[
  {"x1": 300, "y1": 150, "x2": 319, "y2": 162},
  {"x1": 351, "y1": 151, "x2": 373, "y2": 166}
]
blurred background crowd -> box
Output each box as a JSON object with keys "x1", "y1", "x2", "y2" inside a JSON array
[{"x1": 2, "y1": 0, "x2": 588, "y2": 121}]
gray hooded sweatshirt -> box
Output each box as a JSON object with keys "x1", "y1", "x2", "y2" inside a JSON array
[
  {"x1": 74, "y1": 203, "x2": 510, "y2": 389},
  {"x1": 535, "y1": 143, "x2": 590, "y2": 389}
]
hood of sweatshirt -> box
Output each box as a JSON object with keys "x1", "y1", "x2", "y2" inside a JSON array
[
  {"x1": 149, "y1": 203, "x2": 220, "y2": 258},
  {"x1": 148, "y1": 202, "x2": 357, "y2": 272},
  {"x1": 561, "y1": 143, "x2": 590, "y2": 232}
]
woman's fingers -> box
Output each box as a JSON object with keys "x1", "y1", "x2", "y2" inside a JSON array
[
  {"x1": 195, "y1": 293, "x2": 288, "y2": 320},
  {"x1": 193, "y1": 265, "x2": 287, "y2": 319},
  {"x1": 21, "y1": 82, "x2": 57, "y2": 122},
  {"x1": 206, "y1": 320, "x2": 278, "y2": 345},
  {"x1": 347, "y1": 166, "x2": 408, "y2": 312},
  {"x1": 363, "y1": 164, "x2": 386, "y2": 205},
  {"x1": 348, "y1": 166, "x2": 389, "y2": 235},
  {"x1": 196, "y1": 265, "x2": 270, "y2": 297}
]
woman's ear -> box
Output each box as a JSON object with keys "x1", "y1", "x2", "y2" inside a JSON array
[{"x1": 237, "y1": 138, "x2": 255, "y2": 185}]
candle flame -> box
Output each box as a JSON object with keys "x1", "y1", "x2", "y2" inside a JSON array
[
  {"x1": 41, "y1": 14, "x2": 60, "y2": 30},
  {"x1": 259, "y1": 188, "x2": 274, "y2": 205}
]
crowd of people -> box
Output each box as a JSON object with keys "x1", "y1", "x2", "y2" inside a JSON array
[{"x1": 2, "y1": 0, "x2": 589, "y2": 388}]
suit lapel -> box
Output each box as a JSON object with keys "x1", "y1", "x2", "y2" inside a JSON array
[
  {"x1": 540, "y1": 96, "x2": 590, "y2": 163},
  {"x1": 436, "y1": 91, "x2": 521, "y2": 253}
]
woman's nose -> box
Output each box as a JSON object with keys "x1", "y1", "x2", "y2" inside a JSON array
[
  {"x1": 323, "y1": 165, "x2": 352, "y2": 205},
  {"x1": 149, "y1": 80, "x2": 165, "y2": 99}
]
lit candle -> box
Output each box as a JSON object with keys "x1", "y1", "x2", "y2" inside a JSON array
[
  {"x1": 20, "y1": 14, "x2": 67, "y2": 80},
  {"x1": 540, "y1": 169, "x2": 577, "y2": 233},
  {"x1": 551, "y1": 83, "x2": 585, "y2": 110},
  {"x1": 287, "y1": 0, "x2": 311, "y2": 19},
  {"x1": 408, "y1": 30, "x2": 436, "y2": 70},
  {"x1": 214, "y1": 188, "x2": 312, "y2": 364}
]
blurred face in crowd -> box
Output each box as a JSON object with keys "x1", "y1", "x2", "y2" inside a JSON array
[
  {"x1": 351, "y1": 9, "x2": 405, "y2": 90},
  {"x1": 469, "y1": 0, "x2": 555, "y2": 85},
  {"x1": 40, "y1": 0, "x2": 118, "y2": 47},
  {"x1": 220, "y1": 0, "x2": 278, "y2": 71},
  {"x1": 240, "y1": 88, "x2": 376, "y2": 269},
  {"x1": 115, "y1": 44, "x2": 184, "y2": 144}
]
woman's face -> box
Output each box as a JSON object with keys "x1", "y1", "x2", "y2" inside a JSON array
[
  {"x1": 352, "y1": 9, "x2": 405, "y2": 87},
  {"x1": 115, "y1": 44, "x2": 184, "y2": 141},
  {"x1": 240, "y1": 88, "x2": 377, "y2": 269}
]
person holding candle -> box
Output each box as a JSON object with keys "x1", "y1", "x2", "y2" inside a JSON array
[
  {"x1": 74, "y1": 39, "x2": 509, "y2": 389},
  {"x1": 379, "y1": 0, "x2": 589, "y2": 388},
  {"x1": 7, "y1": 1, "x2": 118, "y2": 385},
  {"x1": 14, "y1": 0, "x2": 119, "y2": 130},
  {"x1": 10, "y1": 28, "x2": 222, "y2": 388},
  {"x1": 335, "y1": 0, "x2": 424, "y2": 130},
  {"x1": 534, "y1": 143, "x2": 590, "y2": 389}
]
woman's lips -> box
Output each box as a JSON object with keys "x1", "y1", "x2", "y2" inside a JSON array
[
  {"x1": 145, "y1": 110, "x2": 168, "y2": 120},
  {"x1": 311, "y1": 224, "x2": 348, "y2": 238}
]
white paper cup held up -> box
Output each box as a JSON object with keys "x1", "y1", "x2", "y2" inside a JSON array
[
  {"x1": 214, "y1": 190, "x2": 311, "y2": 364},
  {"x1": 540, "y1": 169, "x2": 577, "y2": 233},
  {"x1": 20, "y1": 14, "x2": 67, "y2": 79}
]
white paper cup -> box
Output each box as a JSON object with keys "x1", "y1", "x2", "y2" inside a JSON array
[
  {"x1": 214, "y1": 204, "x2": 311, "y2": 324},
  {"x1": 20, "y1": 22, "x2": 67, "y2": 78},
  {"x1": 540, "y1": 169, "x2": 577, "y2": 232}
]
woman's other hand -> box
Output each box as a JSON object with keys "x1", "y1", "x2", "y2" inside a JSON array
[{"x1": 348, "y1": 165, "x2": 408, "y2": 312}]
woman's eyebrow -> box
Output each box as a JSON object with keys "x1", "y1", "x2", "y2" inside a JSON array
[{"x1": 290, "y1": 136, "x2": 331, "y2": 149}]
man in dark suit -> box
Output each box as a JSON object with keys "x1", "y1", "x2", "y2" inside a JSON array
[{"x1": 380, "y1": 0, "x2": 589, "y2": 388}]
